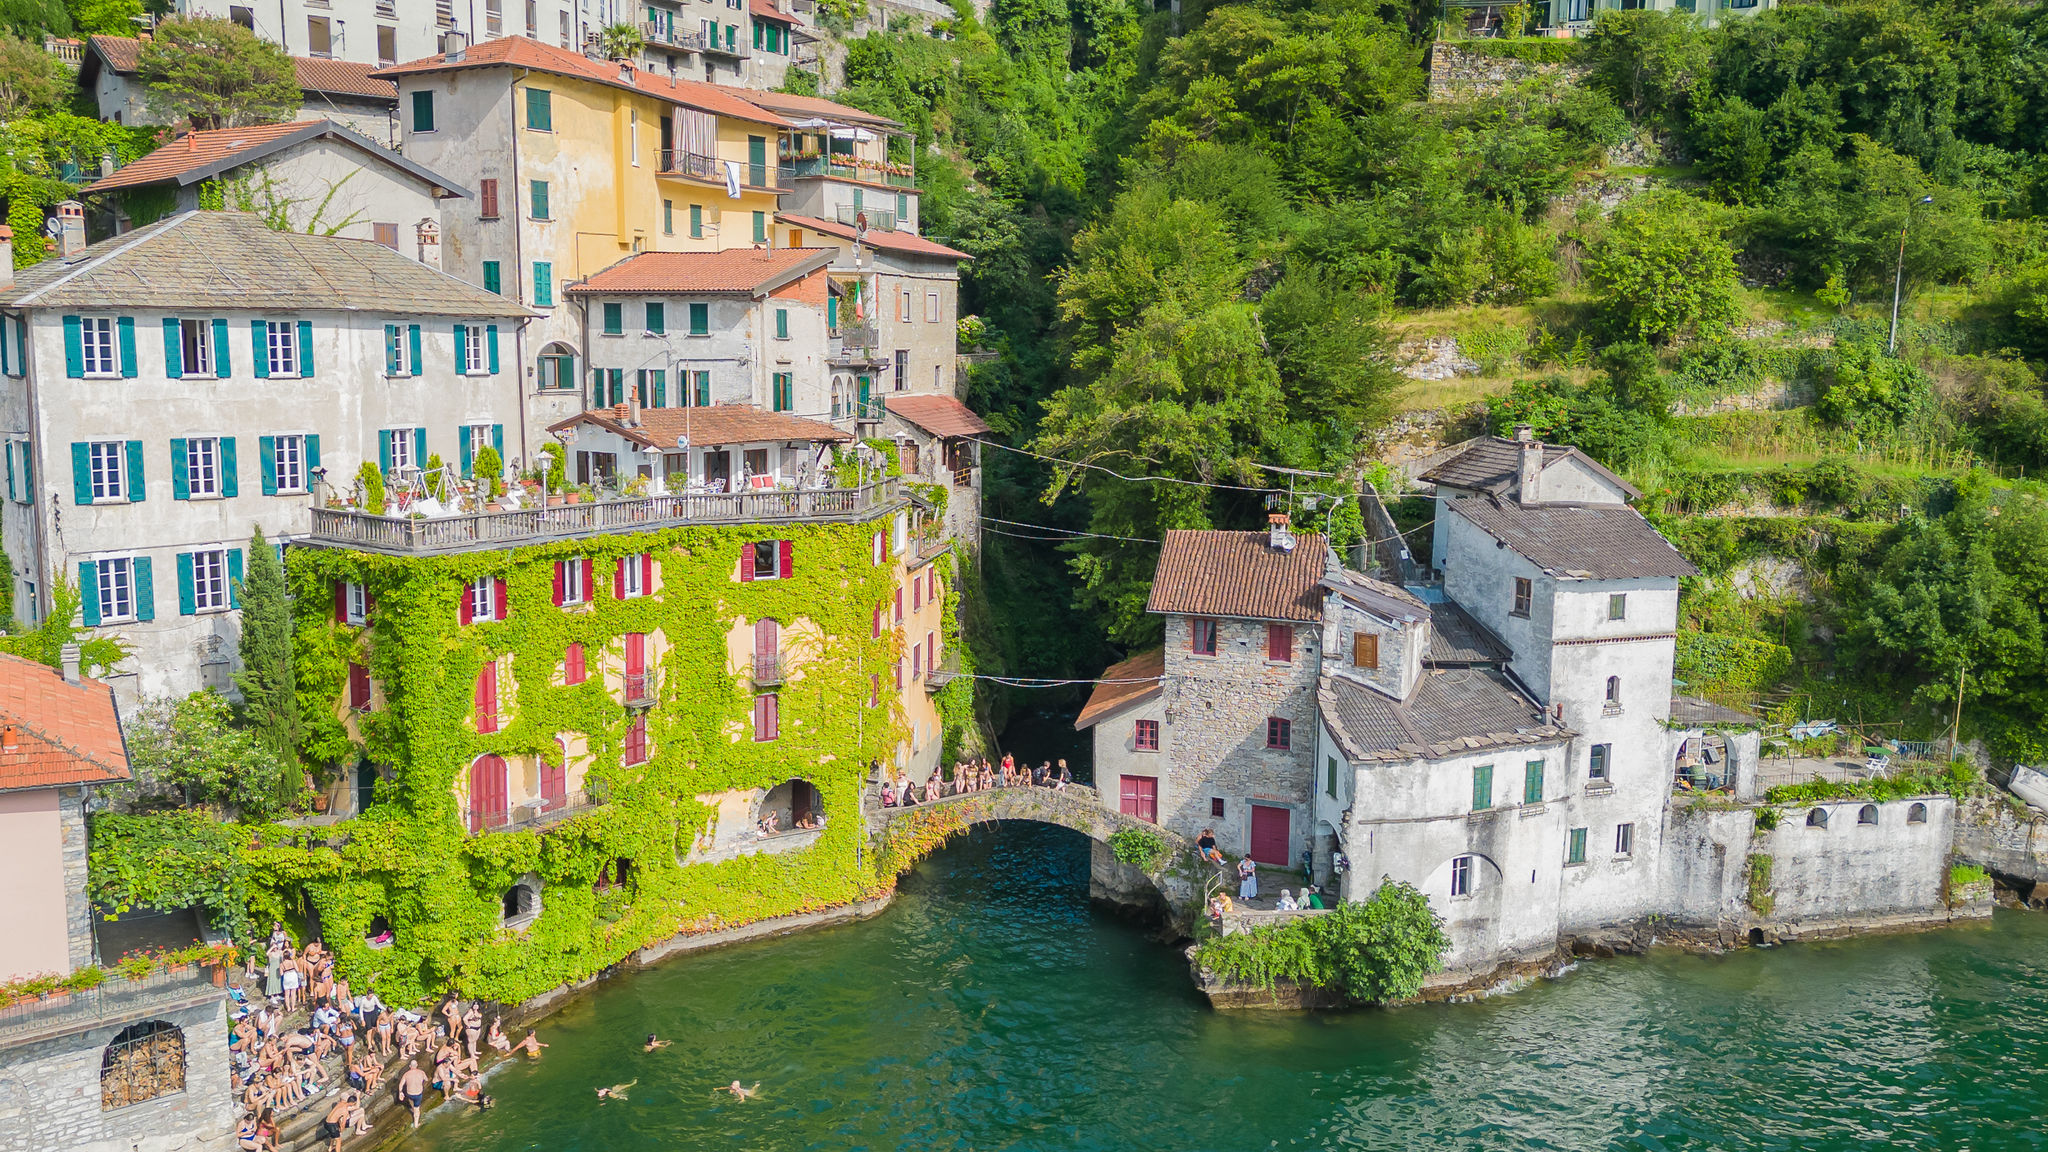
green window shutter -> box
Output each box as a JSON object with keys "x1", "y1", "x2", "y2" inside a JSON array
[
  {"x1": 1524, "y1": 760, "x2": 1544, "y2": 805},
  {"x1": 176, "y1": 552, "x2": 195, "y2": 615},
  {"x1": 1568, "y1": 827, "x2": 1587, "y2": 864},
  {"x1": 220, "y1": 437, "x2": 238, "y2": 498},
  {"x1": 897, "y1": 192, "x2": 907, "y2": 218},
  {"x1": 775, "y1": 309, "x2": 787, "y2": 339},
  {"x1": 163, "y1": 318, "x2": 183, "y2": 378},
  {"x1": 827, "y1": 295, "x2": 837, "y2": 329},
  {"x1": 663, "y1": 199, "x2": 673, "y2": 234},
  {"x1": 5, "y1": 441, "x2": 14, "y2": 502},
  {"x1": 482, "y1": 261, "x2": 501, "y2": 294},
  {"x1": 306, "y1": 434, "x2": 320, "y2": 470},
  {"x1": 412, "y1": 88, "x2": 435, "y2": 131},
  {"x1": 170, "y1": 438, "x2": 189, "y2": 500},
  {"x1": 531, "y1": 179, "x2": 549, "y2": 220},
  {"x1": 408, "y1": 325, "x2": 422, "y2": 375},
  {"x1": 78, "y1": 561, "x2": 98, "y2": 626},
  {"x1": 14, "y1": 317, "x2": 25, "y2": 377},
  {"x1": 297, "y1": 320, "x2": 313, "y2": 376},
  {"x1": 413, "y1": 427, "x2": 426, "y2": 466},
  {"x1": 454, "y1": 324, "x2": 468, "y2": 373},
  {"x1": 459, "y1": 432, "x2": 473, "y2": 478},
  {"x1": 378, "y1": 430, "x2": 392, "y2": 475},
  {"x1": 695, "y1": 371, "x2": 710, "y2": 406},
  {"x1": 212, "y1": 318, "x2": 230, "y2": 377},
  {"x1": 752, "y1": 211, "x2": 765, "y2": 243},
  {"x1": 608, "y1": 368, "x2": 622, "y2": 406},
  {"x1": 124, "y1": 440, "x2": 145, "y2": 501},
  {"x1": 62, "y1": 315, "x2": 82, "y2": 378},
  {"x1": 652, "y1": 372, "x2": 665, "y2": 408},
  {"x1": 534, "y1": 263, "x2": 553, "y2": 307},
  {"x1": 603, "y1": 302, "x2": 622, "y2": 334},
  {"x1": 492, "y1": 424, "x2": 503, "y2": 459},
  {"x1": 487, "y1": 324, "x2": 499, "y2": 374},
  {"x1": 228, "y1": 548, "x2": 243, "y2": 608},
  {"x1": 689, "y1": 302, "x2": 707, "y2": 335},
  {"x1": 1472, "y1": 764, "x2": 1492, "y2": 811},
  {"x1": 132, "y1": 556, "x2": 153, "y2": 621},
  {"x1": 689, "y1": 204, "x2": 701, "y2": 238},
  {"x1": 117, "y1": 316, "x2": 136, "y2": 377},
  {"x1": 753, "y1": 20, "x2": 762, "y2": 47},
  {"x1": 70, "y1": 443, "x2": 90, "y2": 504},
  {"x1": 259, "y1": 435, "x2": 277, "y2": 496},
  {"x1": 251, "y1": 321, "x2": 269, "y2": 379},
  {"x1": 646, "y1": 303, "x2": 663, "y2": 334},
  {"x1": 384, "y1": 324, "x2": 399, "y2": 374},
  {"x1": 526, "y1": 87, "x2": 551, "y2": 131},
  {"x1": 852, "y1": 187, "x2": 863, "y2": 210}
]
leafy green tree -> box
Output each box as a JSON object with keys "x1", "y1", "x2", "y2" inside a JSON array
[
  {"x1": 595, "y1": 22, "x2": 645, "y2": 60},
  {"x1": 1593, "y1": 339, "x2": 1671, "y2": 419},
  {"x1": 67, "y1": 0, "x2": 140, "y2": 34},
  {"x1": 0, "y1": 0, "x2": 71, "y2": 39},
  {"x1": 1814, "y1": 337, "x2": 1929, "y2": 431},
  {"x1": 112, "y1": 691, "x2": 295, "y2": 818},
  {"x1": 1586, "y1": 190, "x2": 1740, "y2": 343},
  {"x1": 1582, "y1": 8, "x2": 1712, "y2": 126},
  {"x1": 0, "y1": 33, "x2": 64, "y2": 118},
  {"x1": 1310, "y1": 879, "x2": 1452, "y2": 1002},
  {"x1": 1256, "y1": 262, "x2": 1402, "y2": 434},
  {"x1": 233, "y1": 526, "x2": 299, "y2": 791},
  {"x1": 137, "y1": 17, "x2": 299, "y2": 128},
  {"x1": 0, "y1": 575, "x2": 129, "y2": 675}
]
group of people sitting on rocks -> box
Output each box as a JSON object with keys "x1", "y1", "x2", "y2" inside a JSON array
[
  {"x1": 879, "y1": 753, "x2": 1073, "y2": 807},
  {"x1": 228, "y1": 924, "x2": 547, "y2": 1150}
]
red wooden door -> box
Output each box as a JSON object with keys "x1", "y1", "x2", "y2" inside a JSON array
[
  {"x1": 468, "y1": 755, "x2": 508, "y2": 833},
  {"x1": 540, "y1": 759, "x2": 567, "y2": 807},
  {"x1": 625, "y1": 632, "x2": 646, "y2": 676},
  {"x1": 1118, "y1": 775, "x2": 1157, "y2": 823},
  {"x1": 1249, "y1": 804, "x2": 1291, "y2": 866}
]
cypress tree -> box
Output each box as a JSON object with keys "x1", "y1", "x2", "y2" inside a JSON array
[{"x1": 234, "y1": 526, "x2": 301, "y2": 786}]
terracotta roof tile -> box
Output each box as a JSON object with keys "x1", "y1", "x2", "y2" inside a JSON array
[
  {"x1": 0, "y1": 654, "x2": 129, "y2": 792},
  {"x1": 376, "y1": 36, "x2": 790, "y2": 127},
  {"x1": 83, "y1": 120, "x2": 461, "y2": 196},
  {"x1": 3, "y1": 211, "x2": 532, "y2": 318},
  {"x1": 1146, "y1": 530, "x2": 1329, "y2": 623},
  {"x1": 568, "y1": 248, "x2": 833, "y2": 295},
  {"x1": 1073, "y1": 649, "x2": 1163, "y2": 730},
  {"x1": 885, "y1": 394, "x2": 991, "y2": 438},
  {"x1": 776, "y1": 214, "x2": 971, "y2": 261},
  {"x1": 89, "y1": 35, "x2": 397, "y2": 100},
  {"x1": 1448, "y1": 497, "x2": 1697, "y2": 580},
  {"x1": 749, "y1": 0, "x2": 795, "y2": 22},
  {"x1": 741, "y1": 89, "x2": 901, "y2": 130},
  {"x1": 548, "y1": 403, "x2": 851, "y2": 448}
]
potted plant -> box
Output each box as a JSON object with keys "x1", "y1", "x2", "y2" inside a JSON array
[{"x1": 311, "y1": 792, "x2": 330, "y2": 813}]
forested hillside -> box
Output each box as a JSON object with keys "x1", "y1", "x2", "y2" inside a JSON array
[{"x1": 830, "y1": 0, "x2": 2048, "y2": 760}]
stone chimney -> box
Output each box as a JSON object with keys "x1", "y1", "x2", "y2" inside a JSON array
[
  {"x1": 59, "y1": 643, "x2": 81, "y2": 684},
  {"x1": 56, "y1": 201, "x2": 84, "y2": 258},
  {"x1": 1267, "y1": 511, "x2": 1295, "y2": 553},
  {"x1": 0, "y1": 226, "x2": 14, "y2": 292},
  {"x1": 442, "y1": 30, "x2": 469, "y2": 58},
  {"x1": 1514, "y1": 423, "x2": 1541, "y2": 506},
  {"x1": 414, "y1": 218, "x2": 441, "y2": 270}
]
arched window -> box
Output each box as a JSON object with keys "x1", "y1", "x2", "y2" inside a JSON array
[
  {"x1": 468, "y1": 754, "x2": 509, "y2": 833},
  {"x1": 830, "y1": 376, "x2": 844, "y2": 420},
  {"x1": 537, "y1": 341, "x2": 577, "y2": 392},
  {"x1": 1605, "y1": 676, "x2": 1621, "y2": 704},
  {"x1": 102, "y1": 1021, "x2": 185, "y2": 1110},
  {"x1": 365, "y1": 914, "x2": 394, "y2": 949},
  {"x1": 1857, "y1": 804, "x2": 1879, "y2": 825},
  {"x1": 501, "y1": 875, "x2": 541, "y2": 929},
  {"x1": 1908, "y1": 802, "x2": 1928, "y2": 824},
  {"x1": 1806, "y1": 808, "x2": 1829, "y2": 828},
  {"x1": 758, "y1": 779, "x2": 823, "y2": 835}
]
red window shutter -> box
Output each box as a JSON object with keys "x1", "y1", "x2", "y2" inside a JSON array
[
  {"x1": 912, "y1": 641, "x2": 921, "y2": 679},
  {"x1": 739, "y1": 544, "x2": 754, "y2": 582},
  {"x1": 334, "y1": 580, "x2": 347, "y2": 623},
  {"x1": 566, "y1": 642, "x2": 584, "y2": 685},
  {"x1": 869, "y1": 673, "x2": 879, "y2": 706},
  {"x1": 493, "y1": 578, "x2": 508, "y2": 620},
  {"x1": 582, "y1": 558, "x2": 595, "y2": 598},
  {"x1": 778, "y1": 539, "x2": 792, "y2": 578},
  {"x1": 552, "y1": 562, "x2": 565, "y2": 607},
  {"x1": 365, "y1": 591, "x2": 377, "y2": 618},
  {"x1": 475, "y1": 664, "x2": 497, "y2": 733},
  {"x1": 625, "y1": 632, "x2": 645, "y2": 676},
  {"x1": 616, "y1": 556, "x2": 628, "y2": 592},
  {"x1": 765, "y1": 693, "x2": 779, "y2": 740},
  {"x1": 348, "y1": 662, "x2": 370, "y2": 710},
  {"x1": 913, "y1": 575, "x2": 922, "y2": 611},
  {"x1": 458, "y1": 584, "x2": 474, "y2": 626},
  {"x1": 927, "y1": 630, "x2": 935, "y2": 663},
  {"x1": 872, "y1": 605, "x2": 882, "y2": 639},
  {"x1": 893, "y1": 588, "x2": 903, "y2": 624},
  {"x1": 641, "y1": 552, "x2": 653, "y2": 590},
  {"x1": 1268, "y1": 624, "x2": 1292, "y2": 662}
]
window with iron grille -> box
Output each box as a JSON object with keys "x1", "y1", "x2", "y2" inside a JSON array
[{"x1": 101, "y1": 1021, "x2": 186, "y2": 1111}]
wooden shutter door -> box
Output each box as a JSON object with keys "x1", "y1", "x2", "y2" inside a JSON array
[
  {"x1": 1354, "y1": 632, "x2": 1379, "y2": 669},
  {"x1": 1249, "y1": 804, "x2": 1291, "y2": 866},
  {"x1": 468, "y1": 755, "x2": 508, "y2": 833},
  {"x1": 1119, "y1": 775, "x2": 1157, "y2": 823},
  {"x1": 474, "y1": 663, "x2": 497, "y2": 733},
  {"x1": 540, "y1": 758, "x2": 566, "y2": 806},
  {"x1": 625, "y1": 632, "x2": 645, "y2": 677},
  {"x1": 778, "y1": 539, "x2": 793, "y2": 578},
  {"x1": 739, "y1": 544, "x2": 755, "y2": 581}
]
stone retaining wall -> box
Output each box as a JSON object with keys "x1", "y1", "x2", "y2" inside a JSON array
[{"x1": 1427, "y1": 41, "x2": 1588, "y2": 103}]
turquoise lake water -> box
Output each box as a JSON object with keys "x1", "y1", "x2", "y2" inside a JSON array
[{"x1": 407, "y1": 822, "x2": 2048, "y2": 1152}]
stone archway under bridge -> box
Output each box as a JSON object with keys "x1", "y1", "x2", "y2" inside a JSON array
[{"x1": 867, "y1": 783, "x2": 1208, "y2": 935}]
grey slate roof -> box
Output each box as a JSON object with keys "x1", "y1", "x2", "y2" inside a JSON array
[
  {"x1": 1427, "y1": 600, "x2": 1511, "y2": 666},
  {"x1": 1, "y1": 211, "x2": 533, "y2": 318},
  {"x1": 1320, "y1": 669, "x2": 1572, "y2": 764},
  {"x1": 1322, "y1": 568, "x2": 1427, "y2": 624},
  {"x1": 1417, "y1": 435, "x2": 1641, "y2": 500},
  {"x1": 1448, "y1": 496, "x2": 1697, "y2": 581}
]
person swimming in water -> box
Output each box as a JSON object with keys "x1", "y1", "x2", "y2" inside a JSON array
[
  {"x1": 595, "y1": 1080, "x2": 637, "y2": 1102},
  {"x1": 643, "y1": 1034, "x2": 670, "y2": 1052},
  {"x1": 716, "y1": 1080, "x2": 760, "y2": 1101}
]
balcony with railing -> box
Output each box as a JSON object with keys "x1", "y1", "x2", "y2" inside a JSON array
[
  {"x1": 833, "y1": 203, "x2": 897, "y2": 231},
  {"x1": 623, "y1": 672, "x2": 654, "y2": 707},
  {"x1": 658, "y1": 149, "x2": 787, "y2": 189},
  {"x1": 785, "y1": 155, "x2": 918, "y2": 189},
  {"x1": 926, "y1": 650, "x2": 960, "y2": 692},
  {"x1": 307, "y1": 479, "x2": 902, "y2": 556},
  {"x1": 469, "y1": 781, "x2": 611, "y2": 836},
  {"x1": 0, "y1": 967, "x2": 221, "y2": 1046},
  {"x1": 752, "y1": 650, "x2": 784, "y2": 686}
]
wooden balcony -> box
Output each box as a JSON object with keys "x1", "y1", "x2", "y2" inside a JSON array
[{"x1": 306, "y1": 480, "x2": 902, "y2": 556}]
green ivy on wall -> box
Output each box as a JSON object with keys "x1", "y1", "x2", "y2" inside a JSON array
[{"x1": 96, "y1": 514, "x2": 979, "y2": 1007}]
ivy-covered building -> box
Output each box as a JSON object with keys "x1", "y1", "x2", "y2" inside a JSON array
[{"x1": 281, "y1": 471, "x2": 967, "y2": 1003}]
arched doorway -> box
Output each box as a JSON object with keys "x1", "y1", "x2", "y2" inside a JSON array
[
  {"x1": 468, "y1": 754, "x2": 509, "y2": 833},
  {"x1": 758, "y1": 778, "x2": 821, "y2": 834}
]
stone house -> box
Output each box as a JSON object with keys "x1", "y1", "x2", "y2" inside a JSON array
[
  {"x1": 80, "y1": 34, "x2": 399, "y2": 142},
  {"x1": 1414, "y1": 426, "x2": 1637, "y2": 574},
  {"x1": 565, "y1": 246, "x2": 838, "y2": 417},
  {"x1": 1079, "y1": 524, "x2": 1332, "y2": 866},
  {"x1": 0, "y1": 209, "x2": 532, "y2": 700},
  {"x1": 80, "y1": 119, "x2": 469, "y2": 249},
  {"x1": 877, "y1": 394, "x2": 988, "y2": 546},
  {"x1": 0, "y1": 650, "x2": 234, "y2": 1152}
]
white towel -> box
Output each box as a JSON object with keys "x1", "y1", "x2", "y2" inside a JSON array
[{"x1": 724, "y1": 160, "x2": 742, "y2": 199}]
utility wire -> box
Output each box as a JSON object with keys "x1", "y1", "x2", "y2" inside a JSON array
[
  {"x1": 980, "y1": 514, "x2": 1437, "y2": 548},
  {"x1": 967, "y1": 437, "x2": 1321, "y2": 494}
]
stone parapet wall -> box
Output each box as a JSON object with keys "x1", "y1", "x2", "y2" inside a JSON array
[
  {"x1": 0, "y1": 998, "x2": 233, "y2": 1152},
  {"x1": 1427, "y1": 41, "x2": 1589, "y2": 103}
]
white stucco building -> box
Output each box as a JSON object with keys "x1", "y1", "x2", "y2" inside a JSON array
[{"x1": 0, "y1": 209, "x2": 532, "y2": 701}]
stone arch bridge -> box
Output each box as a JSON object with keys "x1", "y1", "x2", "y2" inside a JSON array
[{"x1": 867, "y1": 784, "x2": 1209, "y2": 934}]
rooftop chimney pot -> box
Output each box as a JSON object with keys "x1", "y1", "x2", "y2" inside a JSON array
[
  {"x1": 56, "y1": 201, "x2": 84, "y2": 259},
  {"x1": 1517, "y1": 432, "x2": 1542, "y2": 506},
  {"x1": 1268, "y1": 512, "x2": 1295, "y2": 553},
  {"x1": 59, "y1": 643, "x2": 80, "y2": 684},
  {"x1": 1513, "y1": 424, "x2": 1533, "y2": 443}
]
